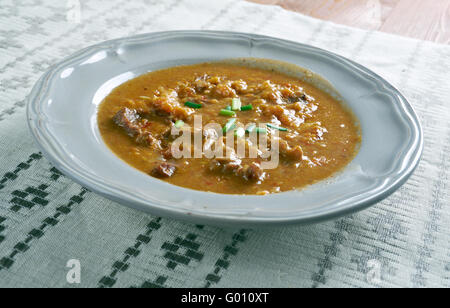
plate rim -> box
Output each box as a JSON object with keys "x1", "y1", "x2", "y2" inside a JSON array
[{"x1": 26, "y1": 30, "x2": 424, "y2": 227}]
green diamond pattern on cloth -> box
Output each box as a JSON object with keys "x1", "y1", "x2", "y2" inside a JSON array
[
  {"x1": 0, "y1": 217, "x2": 6, "y2": 243},
  {"x1": 99, "y1": 218, "x2": 162, "y2": 288},
  {"x1": 0, "y1": 153, "x2": 42, "y2": 191},
  {"x1": 162, "y1": 233, "x2": 204, "y2": 270},
  {"x1": 0, "y1": 187, "x2": 89, "y2": 272},
  {"x1": 135, "y1": 276, "x2": 168, "y2": 289},
  {"x1": 10, "y1": 184, "x2": 50, "y2": 212},
  {"x1": 204, "y1": 229, "x2": 247, "y2": 287}
]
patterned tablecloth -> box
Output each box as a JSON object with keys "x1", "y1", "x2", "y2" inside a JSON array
[{"x1": 0, "y1": 0, "x2": 449, "y2": 288}]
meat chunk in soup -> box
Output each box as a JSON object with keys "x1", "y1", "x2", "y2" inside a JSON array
[
  {"x1": 152, "y1": 162, "x2": 177, "y2": 178},
  {"x1": 113, "y1": 108, "x2": 161, "y2": 149}
]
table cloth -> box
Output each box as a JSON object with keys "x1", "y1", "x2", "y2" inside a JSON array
[{"x1": 0, "y1": 0, "x2": 449, "y2": 288}]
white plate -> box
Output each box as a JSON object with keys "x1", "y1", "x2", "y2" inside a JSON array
[{"x1": 27, "y1": 31, "x2": 423, "y2": 227}]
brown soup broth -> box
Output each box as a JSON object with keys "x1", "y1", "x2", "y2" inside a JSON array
[{"x1": 98, "y1": 62, "x2": 361, "y2": 195}]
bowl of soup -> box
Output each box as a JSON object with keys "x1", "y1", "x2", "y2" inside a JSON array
[{"x1": 27, "y1": 31, "x2": 423, "y2": 227}]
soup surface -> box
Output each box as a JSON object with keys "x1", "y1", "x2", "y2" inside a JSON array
[{"x1": 98, "y1": 61, "x2": 360, "y2": 195}]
